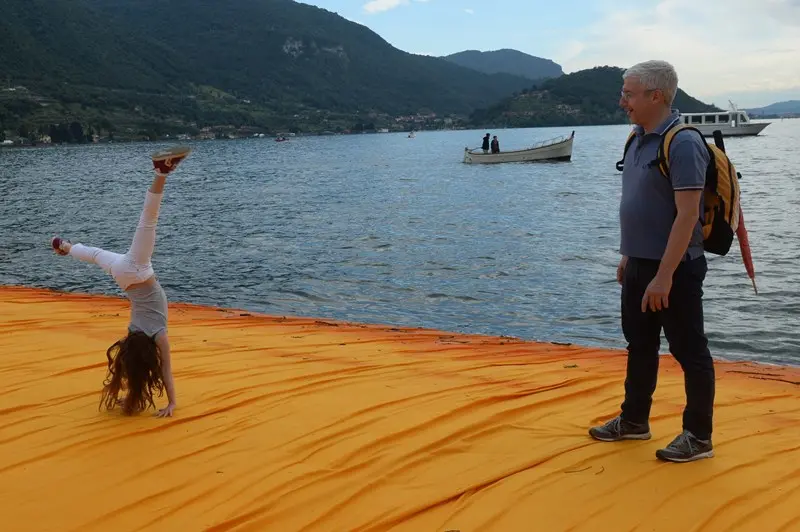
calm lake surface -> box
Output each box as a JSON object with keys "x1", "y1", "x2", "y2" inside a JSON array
[{"x1": 2, "y1": 119, "x2": 798, "y2": 366}]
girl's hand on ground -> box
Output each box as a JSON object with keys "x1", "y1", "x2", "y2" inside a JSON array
[{"x1": 155, "y1": 403, "x2": 176, "y2": 418}]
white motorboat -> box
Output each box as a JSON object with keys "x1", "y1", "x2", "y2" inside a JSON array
[{"x1": 679, "y1": 101, "x2": 770, "y2": 137}]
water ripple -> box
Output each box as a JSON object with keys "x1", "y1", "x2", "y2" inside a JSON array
[{"x1": 1, "y1": 120, "x2": 798, "y2": 365}]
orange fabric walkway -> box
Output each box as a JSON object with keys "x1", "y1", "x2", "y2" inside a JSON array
[{"x1": 1, "y1": 286, "x2": 798, "y2": 531}]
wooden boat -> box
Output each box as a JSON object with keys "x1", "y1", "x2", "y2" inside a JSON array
[{"x1": 463, "y1": 131, "x2": 574, "y2": 164}]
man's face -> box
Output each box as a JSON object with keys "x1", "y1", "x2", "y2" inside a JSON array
[{"x1": 619, "y1": 77, "x2": 660, "y2": 126}]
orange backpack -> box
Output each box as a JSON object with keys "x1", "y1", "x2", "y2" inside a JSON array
[{"x1": 616, "y1": 123, "x2": 742, "y2": 256}]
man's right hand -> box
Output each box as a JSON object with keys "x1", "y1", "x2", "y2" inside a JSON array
[{"x1": 617, "y1": 256, "x2": 628, "y2": 285}]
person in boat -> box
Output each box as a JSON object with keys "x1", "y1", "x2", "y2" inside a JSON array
[
  {"x1": 50, "y1": 146, "x2": 191, "y2": 418},
  {"x1": 482, "y1": 133, "x2": 490, "y2": 154},
  {"x1": 589, "y1": 60, "x2": 716, "y2": 463},
  {"x1": 491, "y1": 135, "x2": 500, "y2": 153}
]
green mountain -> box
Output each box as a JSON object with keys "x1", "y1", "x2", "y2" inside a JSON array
[
  {"x1": 442, "y1": 49, "x2": 564, "y2": 81},
  {"x1": 0, "y1": 0, "x2": 532, "y2": 136},
  {"x1": 745, "y1": 100, "x2": 800, "y2": 117},
  {"x1": 0, "y1": 2, "x2": 723, "y2": 140},
  {"x1": 470, "y1": 66, "x2": 721, "y2": 127}
]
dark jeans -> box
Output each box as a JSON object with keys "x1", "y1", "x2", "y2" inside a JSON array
[{"x1": 620, "y1": 256, "x2": 715, "y2": 440}]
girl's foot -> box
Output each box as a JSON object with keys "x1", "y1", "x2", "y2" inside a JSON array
[
  {"x1": 51, "y1": 237, "x2": 71, "y2": 256},
  {"x1": 151, "y1": 146, "x2": 191, "y2": 176}
]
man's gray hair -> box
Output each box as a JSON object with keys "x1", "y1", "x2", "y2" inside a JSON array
[{"x1": 623, "y1": 60, "x2": 679, "y2": 106}]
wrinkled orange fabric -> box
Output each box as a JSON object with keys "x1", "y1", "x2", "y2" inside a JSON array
[{"x1": 1, "y1": 286, "x2": 798, "y2": 532}]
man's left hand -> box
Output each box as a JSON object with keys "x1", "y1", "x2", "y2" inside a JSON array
[{"x1": 641, "y1": 273, "x2": 672, "y2": 312}]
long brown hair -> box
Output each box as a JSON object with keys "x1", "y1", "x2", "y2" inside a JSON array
[{"x1": 100, "y1": 331, "x2": 164, "y2": 415}]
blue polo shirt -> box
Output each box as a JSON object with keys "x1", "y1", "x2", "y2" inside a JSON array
[{"x1": 619, "y1": 111, "x2": 709, "y2": 261}]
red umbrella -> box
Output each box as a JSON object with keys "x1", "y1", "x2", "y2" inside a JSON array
[
  {"x1": 736, "y1": 205, "x2": 757, "y2": 294},
  {"x1": 712, "y1": 131, "x2": 758, "y2": 295}
]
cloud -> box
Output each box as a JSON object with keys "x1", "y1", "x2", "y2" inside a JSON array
[
  {"x1": 363, "y1": 0, "x2": 408, "y2": 13},
  {"x1": 363, "y1": 0, "x2": 429, "y2": 14},
  {"x1": 764, "y1": 0, "x2": 800, "y2": 25},
  {"x1": 464, "y1": 8, "x2": 474, "y2": 14},
  {"x1": 554, "y1": 0, "x2": 800, "y2": 103}
]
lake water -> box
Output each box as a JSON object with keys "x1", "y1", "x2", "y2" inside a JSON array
[{"x1": 2, "y1": 119, "x2": 798, "y2": 366}]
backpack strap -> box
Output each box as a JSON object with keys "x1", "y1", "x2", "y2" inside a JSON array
[
  {"x1": 655, "y1": 123, "x2": 707, "y2": 178},
  {"x1": 615, "y1": 129, "x2": 637, "y2": 171}
]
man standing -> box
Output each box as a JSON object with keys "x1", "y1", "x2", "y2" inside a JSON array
[
  {"x1": 482, "y1": 133, "x2": 490, "y2": 154},
  {"x1": 589, "y1": 60, "x2": 716, "y2": 463}
]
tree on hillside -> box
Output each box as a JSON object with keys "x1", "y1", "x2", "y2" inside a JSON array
[
  {"x1": 49, "y1": 123, "x2": 73, "y2": 143},
  {"x1": 69, "y1": 121, "x2": 85, "y2": 143},
  {"x1": 99, "y1": 118, "x2": 114, "y2": 135}
]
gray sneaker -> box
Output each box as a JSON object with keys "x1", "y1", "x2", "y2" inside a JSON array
[
  {"x1": 656, "y1": 430, "x2": 714, "y2": 462},
  {"x1": 589, "y1": 415, "x2": 651, "y2": 442}
]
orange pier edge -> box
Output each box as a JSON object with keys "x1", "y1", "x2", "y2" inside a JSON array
[{"x1": 1, "y1": 286, "x2": 798, "y2": 531}]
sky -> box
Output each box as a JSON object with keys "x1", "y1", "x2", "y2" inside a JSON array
[{"x1": 296, "y1": 0, "x2": 800, "y2": 108}]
